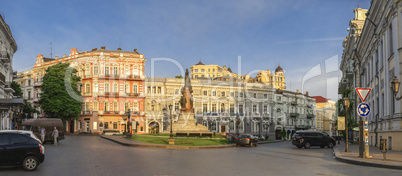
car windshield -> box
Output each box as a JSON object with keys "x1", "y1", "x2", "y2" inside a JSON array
[
  {"x1": 239, "y1": 135, "x2": 250, "y2": 138},
  {"x1": 322, "y1": 132, "x2": 330, "y2": 137},
  {"x1": 293, "y1": 133, "x2": 303, "y2": 137}
]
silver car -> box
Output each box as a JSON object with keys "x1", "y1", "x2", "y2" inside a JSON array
[{"x1": 236, "y1": 134, "x2": 258, "y2": 147}]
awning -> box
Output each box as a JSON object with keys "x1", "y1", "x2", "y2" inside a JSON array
[{"x1": 287, "y1": 130, "x2": 290, "y2": 134}]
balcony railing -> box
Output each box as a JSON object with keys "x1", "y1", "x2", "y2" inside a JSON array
[
  {"x1": 290, "y1": 113, "x2": 299, "y2": 117},
  {"x1": 0, "y1": 51, "x2": 10, "y2": 63},
  {"x1": 103, "y1": 111, "x2": 119, "y2": 115},
  {"x1": 82, "y1": 111, "x2": 93, "y2": 115},
  {"x1": 127, "y1": 93, "x2": 139, "y2": 97}
]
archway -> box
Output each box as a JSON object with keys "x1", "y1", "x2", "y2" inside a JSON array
[{"x1": 149, "y1": 121, "x2": 159, "y2": 134}]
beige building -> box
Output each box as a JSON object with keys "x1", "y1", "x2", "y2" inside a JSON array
[
  {"x1": 339, "y1": 1, "x2": 402, "y2": 151},
  {"x1": 143, "y1": 76, "x2": 315, "y2": 139},
  {"x1": 312, "y1": 96, "x2": 336, "y2": 136},
  {"x1": 190, "y1": 61, "x2": 286, "y2": 90}
]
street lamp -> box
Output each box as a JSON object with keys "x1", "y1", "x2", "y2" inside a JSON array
[
  {"x1": 343, "y1": 96, "x2": 350, "y2": 152},
  {"x1": 391, "y1": 76, "x2": 402, "y2": 100},
  {"x1": 169, "y1": 104, "x2": 173, "y2": 139}
]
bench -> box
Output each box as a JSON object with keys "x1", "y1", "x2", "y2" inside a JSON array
[
  {"x1": 188, "y1": 133, "x2": 201, "y2": 137},
  {"x1": 176, "y1": 133, "x2": 188, "y2": 137}
]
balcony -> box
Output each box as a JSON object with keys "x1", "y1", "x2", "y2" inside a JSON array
[
  {"x1": 126, "y1": 75, "x2": 142, "y2": 80},
  {"x1": 290, "y1": 113, "x2": 299, "y2": 118},
  {"x1": 307, "y1": 114, "x2": 314, "y2": 118},
  {"x1": 295, "y1": 125, "x2": 311, "y2": 129},
  {"x1": 291, "y1": 101, "x2": 297, "y2": 106},
  {"x1": 4, "y1": 84, "x2": 14, "y2": 94},
  {"x1": 128, "y1": 93, "x2": 139, "y2": 97},
  {"x1": 82, "y1": 111, "x2": 93, "y2": 115},
  {"x1": 0, "y1": 51, "x2": 10, "y2": 63},
  {"x1": 103, "y1": 111, "x2": 119, "y2": 115}
]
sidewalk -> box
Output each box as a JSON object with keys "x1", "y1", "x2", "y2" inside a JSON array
[
  {"x1": 333, "y1": 141, "x2": 402, "y2": 170},
  {"x1": 100, "y1": 135, "x2": 282, "y2": 149}
]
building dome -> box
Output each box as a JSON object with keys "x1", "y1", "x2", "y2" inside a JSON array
[
  {"x1": 195, "y1": 61, "x2": 205, "y2": 65},
  {"x1": 275, "y1": 66, "x2": 284, "y2": 73}
]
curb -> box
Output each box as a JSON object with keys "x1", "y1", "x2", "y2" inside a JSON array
[
  {"x1": 257, "y1": 140, "x2": 284, "y2": 144},
  {"x1": 100, "y1": 135, "x2": 236, "y2": 149},
  {"x1": 332, "y1": 147, "x2": 402, "y2": 170}
]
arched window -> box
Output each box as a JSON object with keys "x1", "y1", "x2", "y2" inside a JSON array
[{"x1": 93, "y1": 101, "x2": 98, "y2": 111}]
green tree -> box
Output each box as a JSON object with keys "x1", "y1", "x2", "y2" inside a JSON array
[
  {"x1": 281, "y1": 128, "x2": 286, "y2": 140},
  {"x1": 22, "y1": 99, "x2": 39, "y2": 118},
  {"x1": 11, "y1": 81, "x2": 23, "y2": 98},
  {"x1": 175, "y1": 75, "x2": 183, "y2": 79},
  {"x1": 39, "y1": 63, "x2": 82, "y2": 121}
]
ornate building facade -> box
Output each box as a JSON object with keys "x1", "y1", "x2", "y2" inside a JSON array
[
  {"x1": 143, "y1": 76, "x2": 316, "y2": 139},
  {"x1": 339, "y1": 1, "x2": 402, "y2": 151},
  {"x1": 312, "y1": 96, "x2": 336, "y2": 136},
  {"x1": 190, "y1": 61, "x2": 286, "y2": 90},
  {"x1": 0, "y1": 14, "x2": 23, "y2": 130},
  {"x1": 15, "y1": 47, "x2": 146, "y2": 134}
]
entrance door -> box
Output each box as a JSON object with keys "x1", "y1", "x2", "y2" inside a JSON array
[
  {"x1": 221, "y1": 126, "x2": 226, "y2": 133},
  {"x1": 275, "y1": 130, "x2": 281, "y2": 140},
  {"x1": 69, "y1": 120, "x2": 74, "y2": 134}
]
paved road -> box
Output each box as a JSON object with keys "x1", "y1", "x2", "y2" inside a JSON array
[{"x1": 1, "y1": 136, "x2": 402, "y2": 176}]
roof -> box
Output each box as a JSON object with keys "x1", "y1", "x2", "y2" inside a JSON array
[
  {"x1": 0, "y1": 98, "x2": 24, "y2": 104},
  {"x1": 195, "y1": 61, "x2": 205, "y2": 65},
  {"x1": 311, "y1": 96, "x2": 329, "y2": 103},
  {"x1": 275, "y1": 66, "x2": 283, "y2": 72}
]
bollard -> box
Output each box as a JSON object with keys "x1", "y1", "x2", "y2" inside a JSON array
[{"x1": 380, "y1": 139, "x2": 387, "y2": 160}]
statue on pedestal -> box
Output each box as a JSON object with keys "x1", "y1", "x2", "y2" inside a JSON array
[{"x1": 180, "y1": 69, "x2": 194, "y2": 113}]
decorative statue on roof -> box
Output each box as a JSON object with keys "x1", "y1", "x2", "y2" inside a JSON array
[{"x1": 179, "y1": 69, "x2": 194, "y2": 113}]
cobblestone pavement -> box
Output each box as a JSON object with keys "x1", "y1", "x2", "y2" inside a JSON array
[{"x1": 1, "y1": 136, "x2": 402, "y2": 176}]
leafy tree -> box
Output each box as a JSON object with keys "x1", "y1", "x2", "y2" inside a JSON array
[
  {"x1": 11, "y1": 81, "x2": 23, "y2": 98},
  {"x1": 22, "y1": 99, "x2": 39, "y2": 118},
  {"x1": 39, "y1": 63, "x2": 82, "y2": 121},
  {"x1": 175, "y1": 75, "x2": 183, "y2": 79},
  {"x1": 281, "y1": 128, "x2": 286, "y2": 140}
]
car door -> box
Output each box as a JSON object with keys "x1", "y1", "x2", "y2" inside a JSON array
[
  {"x1": 8, "y1": 133, "x2": 31, "y2": 164},
  {"x1": 316, "y1": 133, "x2": 327, "y2": 146},
  {"x1": 0, "y1": 134, "x2": 10, "y2": 165}
]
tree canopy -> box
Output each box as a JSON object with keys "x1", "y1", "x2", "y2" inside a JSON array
[
  {"x1": 175, "y1": 75, "x2": 183, "y2": 79},
  {"x1": 11, "y1": 81, "x2": 22, "y2": 98},
  {"x1": 39, "y1": 63, "x2": 82, "y2": 121}
]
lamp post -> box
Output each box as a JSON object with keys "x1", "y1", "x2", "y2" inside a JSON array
[
  {"x1": 343, "y1": 96, "x2": 350, "y2": 152},
  {"x1": 169, "y1": 104, "x2": 173, "y2": 139}
]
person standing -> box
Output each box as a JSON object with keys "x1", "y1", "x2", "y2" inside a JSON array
[
  {"x1": 51, "y1": 126, "x2": 59, "y2": 146},
  {"x1": 40, "y1": 127, "x2": 46, "y2": 143}
]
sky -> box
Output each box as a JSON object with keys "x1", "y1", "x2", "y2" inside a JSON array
[{"x1": 1, "y1": 0, "x2": 371, "y2": 101}]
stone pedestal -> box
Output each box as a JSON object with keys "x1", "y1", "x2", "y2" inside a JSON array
[
  {"x1": 166, "y1": 113, "x2": 211, "y2": 133},
  {"x1": 168, "y1": 138, "x2": 175, "y2": 145}
]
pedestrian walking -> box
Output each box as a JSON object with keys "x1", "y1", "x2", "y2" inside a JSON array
[
  {"x1": 51, "y1": 126, "x2": 59, "y2": 146},
  {"x1": 40, "y1": 127, "x2": 46, "y2": 143}
]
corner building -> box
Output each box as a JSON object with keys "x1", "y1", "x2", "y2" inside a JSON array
[{"x1": 15, "y1": 47, "x2": 146, "y2": 134}]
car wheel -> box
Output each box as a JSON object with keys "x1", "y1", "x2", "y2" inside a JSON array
[
  {"x1": 304, "y1": 142, "x2": 311, "y2": 149},
  {"x1": 328, "y1": 142, "x2": 334, "y2": 148},
  {"x1": 297, "y1": 145, "x2": 302, "y2": 148},
  {"x1": 250, "y1": 141, "x2": 253, "y2": 147},
  {"x1": 22, "y1": 156, "x2": 38, "y2": 171}
]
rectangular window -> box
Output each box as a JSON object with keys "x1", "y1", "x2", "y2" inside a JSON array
[
  {"x1": 213, "y1": 68, "x2": 215, "y2": 72},
  {"x1": 133, "y1": 85, "x2": 138, "y2": 93},
  {"x1": 389, "y1": 25, "x2": 393, "y2": 55},
  {"x1": 221, "y1": 91, "x2": 225, "y2": 97},
  {"x1": 264, "y1": 105, "x2": 268, "y2": 113},
  {"x1": 264, "y1": 94, "x2": 267, "y2": 99},
  {"x1": 230, "y1": 104, "x2": 234, "y2": 114},
  {"x1": 201, "y1": 69, "x2": 205, "y2": 72},
  {"x1": 93, "y1": 83, "x2": 98, "y2": 93},
  {"x1": 105, "y1": 66, "x2": 110, "y2": 76},
  {"x1": 212, "y1": 104, "x2": 216, "y2": 113},
  {"x1": 157, "y1": 87, "x2": 161, "y2": 94},
  {"x1": 113, "y1": 67, "x2": 118, "y2": 76},
  {"x1": 203, "y1": 104, "x2": 208, "y2": 113},
  {"x1": 213, "y1": 91, "x2": 216, "y2": 96},
  {"x1": 85, "y1": 66, "x2": 90, "y2": 75},
  {"x1": 147, "y1": 87, "x2": 151, "y2": 94},
  {"x1": 175, "y1": 103, "x2": 179, "y2": 111},
  {"x1": 105, "y1": 83, "x2": 109, "y2": 93},
  {"x1": 203, "y1": 91, "x2": 207, "y2": 96},
  {"x1": 208, "y1": 69, "x2": 210, "y2": 72},
  {"x1": 133, "y1": 68, "x2": 139, "y2": 76},
  {"x1": 230, "y1": 92, "x2": 234, "y2": 97},
  {"x1": 175, "y1": 89, "x2": 179, "y2": 95},
  {"x1": 104, "y1": 122, "x2": 109, "y2": 130},
  {"x1": 253, "y1": 93, "x2": 257, "y2": 98},
  {"x1": 195, "y1": 75, "x2": 198, "y2": 79},
  {"x1": 252, "y1": 105, "x2": 257, "y2": 113},
  {"x1": 113, "y1": 122, "x2": 117, "y2": 129},
  {"x1": 195, "y1": 69, "x2": 198, "y2": 72},
  {"x1": 94, "y1": 66, "x2": 99, "y2": 75},
  {"x1": 239, "y1": 104, "x2": 243, "y2": 114},
  {"x1": 85, "y1": 84, "x2": 90, "y2": 93},
  {"x1": 239, "y1": 92, "x2": 243, "y2": 97}
]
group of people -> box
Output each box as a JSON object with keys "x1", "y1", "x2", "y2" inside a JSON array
[{"x1": 40, "y1": 126, "x2": 59, "y2": 145}]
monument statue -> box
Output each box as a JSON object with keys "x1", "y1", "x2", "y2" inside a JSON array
[{"x1": 180, "y1": 69, "x2": 194, "y2": 113}]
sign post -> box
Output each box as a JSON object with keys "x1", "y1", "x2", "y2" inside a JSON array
[{"x1": 355, "y1": 88, "x2": 372, "y2": 159}]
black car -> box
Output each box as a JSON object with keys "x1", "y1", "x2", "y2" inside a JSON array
[
  {"x1": 236, "y1": 134, "x2": 258, "y2": 147},
  {"x1": 292, "y1": 131, "x2": 336, "y2": 149},
  {"x1": 0, "y1": 132, "x2": 45, "y2": 171}
]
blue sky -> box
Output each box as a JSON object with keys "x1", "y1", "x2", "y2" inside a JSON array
[{"x1": 1, "y1": 0, "x2": 371, "y2": 101}]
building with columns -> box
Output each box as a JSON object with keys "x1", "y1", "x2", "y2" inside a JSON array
[
  {"x1": 15, "y1": 47, "x2": 146, "y2": 134},
  {"x1": 339, "y1": 1, "x2": 402, "y2": 151},
  {"x1": 143, "y1": 74, "x2": 315, "y2": 139}
]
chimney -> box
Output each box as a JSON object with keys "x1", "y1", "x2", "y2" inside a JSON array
[
  {"x1": 118, "y1": 48, "x2": 122, "y2": 51},
  {"x1": 296, "y1": 89, "x2": 299, "y2": 94},
  {"x1": 306, "y1": 91, "x2": 309, "y2": 96},
  {"x1": 101, "y1": 46, "x2": 106, "y2": 50}
]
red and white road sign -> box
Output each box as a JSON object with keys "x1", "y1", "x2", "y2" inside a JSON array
[{"x1": 355, "y1": 88, "x2": 372, "y2": 102}]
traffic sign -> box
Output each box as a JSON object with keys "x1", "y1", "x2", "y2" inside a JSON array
[
  {"x1": 357, "y1": 103, "x2": 370, "y2": 117},
  {"x1": 356, "y1": 88, "x2": 372, "y2": 102}
]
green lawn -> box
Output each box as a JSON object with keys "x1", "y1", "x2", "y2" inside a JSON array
[{"x1": 128, "y1": 136, "x2": 230, "y2": 146}]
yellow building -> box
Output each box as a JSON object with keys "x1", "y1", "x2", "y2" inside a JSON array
[
  {"x1": 312, "y1": 96, "x2": 336, "y2": 136},
  {"x1": 190, "y1": 61, "x2": 285, "y2": 90}
]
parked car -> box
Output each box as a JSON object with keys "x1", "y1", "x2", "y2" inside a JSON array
[
  {"x1": 20, "y1": 118, "x2": 65, "y2": 144},
  {"x1": 292, "y1": 131, "x2": 336, "y2": 149},
  {"x1": 0, "y1": 130, "x2": 42, "y2": 144},
  {"x1": 0, "y1": 132, "x2": 45, "y2": 171},
  {"x1": 236, "y1": 134, "x2": 258, "y2": 147}
]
